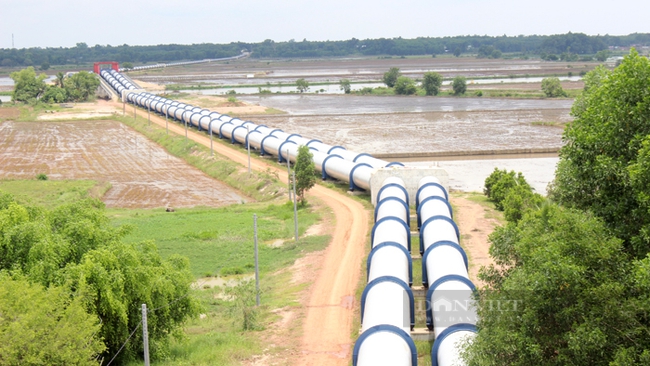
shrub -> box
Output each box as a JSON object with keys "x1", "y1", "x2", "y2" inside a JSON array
[
  {"x1": 394, "y1": 76, "x2": 417, "y2": 95},
  {"x1": 452, "y1": 76, "x2": 467, "y2": 95},
  {"x1": 484, "y1": 168, "x2": 532, "y2": 211},
  {"x1": 541, "y1": 77, "x2": 567, "y2": 97},
  {"x1": 36, "y1": 173, "x2": 48, "y2": 181}
]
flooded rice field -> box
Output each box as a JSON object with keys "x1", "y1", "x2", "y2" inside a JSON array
[
  {"x1": 0, "y1": 120, "x2": 244, "y2": 208},
  {"x1": 406, "y1": 157, "x2": 559, "y2": 195},
  {"x1": 133, "y1": 57, "x2": 596, "y2": 86},
  {"x1": 238, "y1": 94, "x2": 574, "y2": 115},
  {"x1": 253, "y1": 109, "x2": 569, "y2": 155}
]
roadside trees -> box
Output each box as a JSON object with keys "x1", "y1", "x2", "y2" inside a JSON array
[
  {"x1": 10, "y1": 66, "x2": 47, "y2": 102},
  {"x1": 339, "y1": 79, "x2": 351, "y2": 94},
  {"x1": 422, "y1": 72, "x2": 443, "y2": 96},
  {"x1": 394, "y1": 76, "x2": 417, "y2": 95},
  {"x1": 541, "y1": 77, "x2": 567, "y2": 97},
  {"x1": 452, "y1": 76, "x2": 467, "y2": 95},
  {"x1": 296, "y1": 78, "x2": 309, "y2": 93},
  {"x1": 383, "y1": 67, "x2": 400, "y2": 87},
  {"x1": 294, "y1": 145, "x2": 317, "y2": 204}
]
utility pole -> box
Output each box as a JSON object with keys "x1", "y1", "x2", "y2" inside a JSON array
[
  {"x1": 287, "y1": 148, "x2": 291, "y2": 201},
  {"x1": 247, "y1": 125, "x2": 251, "y2": 175},
  {"x1": 292, "y1": 171, "x2": 298, "y2": 243},
  {"x1": 209, "y1": 121, "x2": 214, "y2": 156},
  {"x1": 184, "y1": 116, "x2": 188, "y2": 141},
  {"x1": 141, "y1": 304, "x2": 150, "y2": 366},
  {"x1": 253, "y1": 214, "x2": 260, "y2": 306}
]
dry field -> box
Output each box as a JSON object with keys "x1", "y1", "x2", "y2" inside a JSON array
[{"x1": 0, "y1": 119, "x2": 245, "y2": 208}]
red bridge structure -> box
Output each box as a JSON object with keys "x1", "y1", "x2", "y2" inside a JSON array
[{"x1": 93, "y1": 61, "x2": 119, "y2": 74}]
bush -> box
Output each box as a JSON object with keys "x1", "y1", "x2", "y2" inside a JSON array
[
  {"x1": 422, "y1": 72, "x2": 443, "y2": 96},
  {"x1": 541, "y1": 77, "x2": 567, "y2": 97},
  {"x1": 383, "y1": 67, "x2": 400, "y2": 87},
  {"x1": 484, "y1": 168, "x2": 533, "y2": 211},
  {"x1": 394, "y1": 76, "x2": 417, "y2": 95},
  {"x1": 36, "y1": 173, "x2": 48, "y2": 180},
  {"x1": 452, "y1": 76, "x2": 467, "y2": 95}
]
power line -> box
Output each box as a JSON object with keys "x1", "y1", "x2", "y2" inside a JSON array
[{"x1": 105, "y1": 321, "x2": 142, "y2": 366}]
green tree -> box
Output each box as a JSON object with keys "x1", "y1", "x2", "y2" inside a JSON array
[
  {"x1": 64, "y1": 71, "x2": 100, "y2": 102},
  {"x1": 541, "y1": 77, "x2": 567, "y2": 97},
  {"x1": 294, "y1": 145, "x2": 317, "y2": 204},
  {"x1": 595, "y1": 49, "x2": 611, "y2": 62},
  {"x1": 339, "y1": 79, "x2": 351, "y2": 94},
  {"x1": 0, "y1": 275, "x2": 105, "y2": 365},
  {"x1": 121, "y1": 62, "x2": 134, "y2": 69},
  {"x1": 422, "y1": 72, "x2": 443, "y2": 96},
  {"x1": 452, "y1": 76, "x2": 467, "y2": 95},
  {"x1": 0, "y1": 196, "x2": 199, "y2": 363},
  {"x1": 483, "y1": 168, "x2": 533, "y2": 211},
  {"x1": 40, "y1": 61, "x2": 50, "y2": 71},
  {"x1": 551, "y1": 49, "x2": 650, "y2": 257},
  {"x1": 453, "y1": 46, "x2": 462, "y2": 57},
  {"x1": 10, "y1": 67, "x2": 47, "y2": 102},
  {"x1": 296, "y1": 78, "x2": 309, "y2": 93},
  {"x1": 383, "y1": 67, "x2": 400, "y2": 87},
  {"x1": 54, "y1": 72, "x2": 65, "y2": 88},
  {"x1": 394, "y1": 76, "x2": 417, "y2": 95},
  {"x1": 465, "y1": 204, "x2": 650, "y2": 365}
]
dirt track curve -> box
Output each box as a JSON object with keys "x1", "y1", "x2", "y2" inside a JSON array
[{"x1": 112, "y1": 101, "x2": 369, "y2": 365}]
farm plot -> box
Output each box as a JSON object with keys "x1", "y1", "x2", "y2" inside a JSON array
[{"x1": 0, "y1": 120, "x2": 245, "y2": 208}]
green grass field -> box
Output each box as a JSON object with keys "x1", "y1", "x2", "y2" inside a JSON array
[
  {"x1": 108, "y1": 202, "x2": 326, "y2": 278},
  {"x1": 0, "y1": 179, "x2": 111, "y2": 209}
]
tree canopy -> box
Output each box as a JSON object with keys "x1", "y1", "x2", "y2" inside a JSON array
[
  {"x1": 422, "y1": 71, "x2": 443, "y2": 96},
  {"x1": 394, "y1": 76, "x2": 417, "y2": 95},
  {"x1": 465, "y1": 48, "x2": 650, "y2": 365},
  {"x1": 294, "y1": 145, "x2": 317, "y2": 204},
  {"x1": 383, "y1": 67, "x2": 400, "y2": 87},
  {"x1": 0, "y1": 194, "x2": 199, "y2": 364},
  {"x1": 551, "y1": 49, "x2": 650, "y2": 258},
  {"x1": 0, "y1": 32, "x2": 647, "y2": 67},
  {"x1": 541, "y1": 77, "x2": 567, "y2": 97},
  {"x1": 452, "y1": 76, "x2": 467, "y2": 95},
  {"x1": 0, "y1": 275, "x2": 105, "y2": 365},
  {"x1": 467, "y1": 204, "x2": 650, "y2": 365},
  {"x1": 10, "y1": 67, "x2": 47, "y2": 102}
]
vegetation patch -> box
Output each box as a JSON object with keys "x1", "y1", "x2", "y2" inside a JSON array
[{"x1": 0, "y1": 179, "x2": 111, "y2": 209}]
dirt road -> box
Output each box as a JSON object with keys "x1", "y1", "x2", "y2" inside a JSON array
[
  {"x1": 449, "y1": 194, "x2": 500, "y2": 286},
  {"x1": 112, "y1": 101, "x2": 369, "y2": 365}
]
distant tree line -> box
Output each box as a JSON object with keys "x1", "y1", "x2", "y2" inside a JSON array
[{"x1": 1, "y1": 33, "x2": 649, "y2": 68}]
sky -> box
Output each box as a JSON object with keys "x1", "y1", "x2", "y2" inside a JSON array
[{"x1": 1, "y1": 0, "x2": 649, "y2": 49}]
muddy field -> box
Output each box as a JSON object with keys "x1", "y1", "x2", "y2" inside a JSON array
[
  {"x1": 240, "y1": 96, "x2": 571, "y2": 155},
  {"x1": 0, "y1": 120, "x2": 244, "y2": 208},
  {"x1": 131, "y1": 56, "x2": 598, "y2": 86}
]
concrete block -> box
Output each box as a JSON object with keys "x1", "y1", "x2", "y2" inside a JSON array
[{"x1": 370, "y1": 166, "x2": 449, "y2": 206}]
